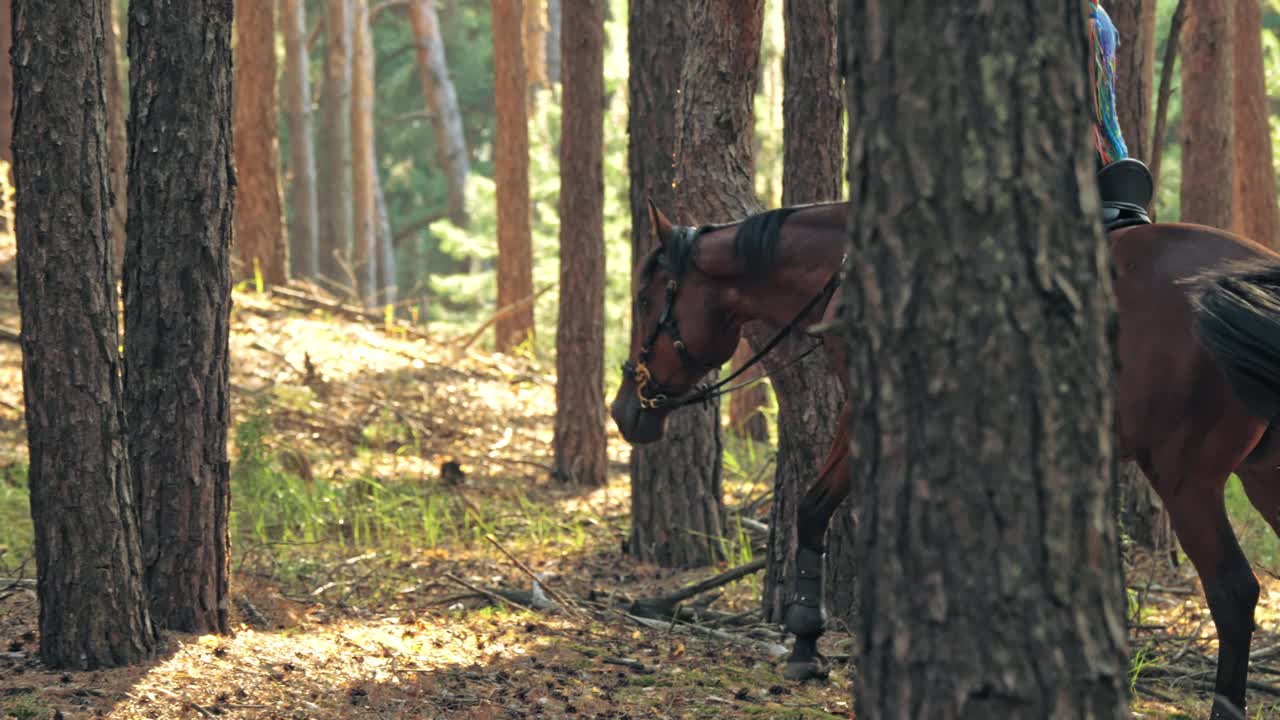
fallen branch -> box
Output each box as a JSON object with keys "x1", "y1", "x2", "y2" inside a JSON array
[
  {"x1": 629, "y1": 558, "x2": 766, "y2": 619},
  {"x1": 453, "y1": 283, "x2": 557, "y2": 351},
  {"x1": 483, "y1": 533, "x2": 583, "y2": 616},
  {"x1": 442, "y1": 573, "x2": 536, "y2": 611},
  {"x1": 627, "y1": 613, "x2": 789, "y2": 658},
  {"x1": 0, "y1": 326, "x2": 18, "y2": 345},
  {"x1": 269, "y1": 285, "x2": 431, "y2": 340}
]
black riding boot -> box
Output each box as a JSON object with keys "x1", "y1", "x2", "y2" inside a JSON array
[{"x1": 1097, "y1": 156, "x2": 1154, "y2": 232}]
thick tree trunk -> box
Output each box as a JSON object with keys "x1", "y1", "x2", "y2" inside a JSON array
[
  {"x1": 844, "y1": 1, "x2": 1128, "y2": 715},
  {"x1": 492, "y1": 0, "x2": 534, "y2": 352},
  {"x1": 234, "y1": 0, "x2": 289, "y2": 286},
  {"x1": 545, "y1": 0, "x2": 561, "y2": 85},
  {"x1": 1180, "y1": 0, "x2": 1233, "y2": 229},
  {"x1": 351, "y1": 0, "x2": 377, "y2": 305},
  {"x1": 408, "y1": 0, "x2": 470, "y2": 227},
  {"x1": 553, "y1": 0, "x2": 607, "y2": 487},
  {"x1": 1107, "y1": 0, "x2": 1156, "y2": 164},
  {"x1": 1232, "y1": 0, "x2": 1280, "y2": 248},
  {"x1": 125, "y1": 0, "x2": 234, "y2": 635},
  {"x1": 12, "y1": 0, "x2": 156, "y2": 668},
  {"x1": 283, "y1": 0, "x2": 320, "y2": 279},
  {"x1": 726, "y1": 340, "x2": 769, "y2": 443},
  {"x1": 627, "y1": 0, "x2": 725, "y2": 568},
  {"x1": 317, "y1": 0, "x2": 354, "y2": 289},
  {"x1": 104, "y1": 1, "x2": 127, "y2": 267},
  {"x1": 760, "y1": 0, "x2": 854, "y2": 627}
]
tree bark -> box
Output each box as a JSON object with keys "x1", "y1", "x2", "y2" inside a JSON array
[
  {"x1": 125, "y1": 0, "x2": 234, "y2": 635},
  {"x1": 1232, "y1": 0, "x2": 1280, "y2": 247},
  {"x1": 283, "y1": 0, "x2": 320, "y2": 279},
  {"x1": 234, "y1": 0, "x2": 289, "y2": 287},
  {"x1": 105, "y1": 0, "x2": 127, "y2": 268},
  {"x1": 492, "y1": 0, "x2": 534, "y2": 352},
  {"x1": 760, "y1": 0, "x2": 855, "y2": 627},
  {"x1": 844, "y1": 1, "x2": 1128, "y2": 715},
  {"x1": 11, "y1": 0, "x2": 157, "y2": 668},
  {"x1": 317, "y1": 0, "x2": 354, "y2": 288},
  {"x1": 408, "y1": 0, "x2": 470, "y2": 227},
  {"x1": 375, "y1": 162, "x2": 397, "y2": 306},
  {"x1": 351, "y1": 0, "x2": 377, "y2": 305},
  {"x1": 553, "y1": 0, "x2": 607, "y2": 487},
  {"x1": 545, "y1": 0, "x2": 561, "y2": 85},
  {"x1": 1179, "y1": 0, "x2": 1233, "y2": 229},
  {"x1": 523, "y1": 0, "x2": 547, "y2": 99},
  {"x1": 1107, "y1": 0, "x2": 1156, "y2": 164},
  {"x1": 726, "y1": 340, "x2": 769, "y2": 443},
  {"x1": 626, "y1": 0, "x2": 725, "y2": 568}
]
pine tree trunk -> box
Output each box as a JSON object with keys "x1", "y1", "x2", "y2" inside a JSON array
[
  {"x1": 375, "y1": 163, "x2": 397, "y2": 307},
  {"x1": 492, "y1": 0, "x2": 534, "y2": 352},
  {"x1": 1107, "y1": 0, "x2": 1156, "y2": 163},
  {"x1": 317, "y1": 0, "x2": 354, "y2": 289},
  {"x1": 105, "y1": 0, "x2": 127, "y2": 269},
  {"x1": 553, "y1": 0, "x2": 607, "y2": 487},
  {"x1": 1180, "y1": 0, "x2": 1233, "y2": 229},
  {"x1": 545, "y1": 0, "x2": 561, "y2": 85},
  {"x1": 351, "y1": 0, "x2": 377, "y2": 306},
  {"x1": 1232, "y1": 0, "x2": 1279, "y2": 248},
  {"x1": 844, "y1": 1, "x2": 1128, "y2": 715},
  {"x1": 125, "y1": 0, "x2": 234, "y2": 635},
  {"x1": 726, "y1": 340, "x2": 769, "y2": 443},
  {"x1": 626, "y1": 0, "x2": 725, "y2": 568},
  {"x1": 523, "y1": 0, "x2": 547, "y2": 99},
  {"x1": 12, "y1": 0, "x2": 157, "y2": 668},
  {"x1": 408, "y1": 0, "x2": 470, "y2": 227},
  {"x1": 283, "y1": 0, "x2": 320, "y2": 279},
  {"x1": 759, "y1": 0, "x2": 856, "y2": 627},
  {"x1": 234, "y1": 0, "x2": 289, "y2": 286}
]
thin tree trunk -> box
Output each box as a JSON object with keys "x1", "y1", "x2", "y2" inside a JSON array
[
  {"x1": 1232, "y1": 0, "x2": 1280, "y2": 247},
  {"x1": 234, "y1": 0, "x2": 289, "y2": 286},
  {"x1": 760, "y1": 0, "x2": 854, "y2": 627},
  {"x1": 1150, "y1": 0, "x2": 1189, "y2": 205},
  {"x1": 1179, "y1": 0, "x2": 1233, "y2": 229},
  {"x1": 523, "y1": 0, "x2": 547, "y2": 100},
  {"x1": 12, "y1": 0, "x2": 157, "y2": 668},
  {"x1": 408, "y1": 0, "x2": 470, "y2": 227},
  {"x1": 552, "y1": 0, "x2": 607, "y2": 487},
  {"x1": 844, "y1": 1, "x2": 1128, "y2": 714},
  {"x1": 0, "y1": 0, "x2": 10, "y2": 173},
  {"x1": 351, "y1": 0, "x2": 377, "y2": 305},
  {"x1": 375, "y1": 163, "x2": 397, "y2": 307},
  {"x1": 726, "y1": 340, "x2": 769, "y2": 443},
  {"x1": 317, "y1": 0, "x2": 354, "y2": 289},
  {"x1": 104, "y1": 1, "x2": 127, "y2": 267},
  {"x1": 545, "y1": 0, "x2": 561, "y2": 85},
  {"x1": 125, "y1": 0, "x2": 234, "y2": 634},
  {"x1": 492, "y1": 0, "x2": 534, "y2": 352},
  {"x1": 627, "y1": 0, "x2": 725, "y2": 569},
  {"x1": 283, "y1": 0, "x2": 320, "y2": 279}
]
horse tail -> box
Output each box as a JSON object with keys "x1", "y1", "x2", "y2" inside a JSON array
[{"x1": 1192, "y1": 259, "x2": 1280, "y2": 419}]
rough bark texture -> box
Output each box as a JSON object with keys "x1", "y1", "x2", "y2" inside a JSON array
[
  {"x1": 726, "y1": 340, "x2": 769, "y2": 443},
  {"x1": 1180, "y1": 0, "x2": 1233, "y2": 229},
  {"x1": 105, "y1": 1, "x2": 127, "y2": 265},
  {"x1": 1107, "y1": 0, "x2": 1156, "y2": 163},
  {"x1": 283, "y1": 0, "x2": 320, "y2": 279},
  {"x1": 492, "y1": 0, "x2": 534, "y2": 352},
  {"x1": 545, "y1": 0, "x2": 561, "y2": 85},
  {"x1": 317, "y1": 0, "x2": 354, "y2": 287},
  {"x1": 11, "y1": 0, "x2": 157, "y2": 668},
  {"x1": 553, "y1": 0, "x2": 607, "y2": 487},
  {"x1": 844, "y1": 1, "x2": 1128, "y2": 716},
  {"x1": 626, "y1": 0, "x2": 725, "y2": 568},
  {"x1": 234, "y1": 0, "x2": 288, "y2": 286},
  {"x1": 351, "y1": 0, "x2": 377, "y2": 305},
  {"x1": 1232, "y1": 0, "x2": 1280, "y2": 247},
  {"x1": 125, "y1": 0, "x2": 234, "y2": 635},
  {"x1": 760, "y1": 0, "x2": 855, "y2": 628},
  {"x1": 408, "y1": 0, "x2": 470, "y2": 227}
]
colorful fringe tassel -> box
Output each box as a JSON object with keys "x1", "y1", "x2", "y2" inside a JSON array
[{"x1": 1089, "y1": 1, "x2": 1128, "y2": 163}]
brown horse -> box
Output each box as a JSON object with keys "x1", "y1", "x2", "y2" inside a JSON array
[{"x1": 609, "y1": 199, "x2": 1280, "y2": 720}]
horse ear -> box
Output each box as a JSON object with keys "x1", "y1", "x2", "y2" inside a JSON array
[{"x1": 646, "y1": 196, "x2": 674, "y2": 247}]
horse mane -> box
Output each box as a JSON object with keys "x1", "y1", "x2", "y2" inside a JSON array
[{"x1": 732, "y1": 207, "x2": 800, "y2": 277}]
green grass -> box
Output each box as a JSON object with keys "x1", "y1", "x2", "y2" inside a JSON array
[
  {"x1": 1225, "y1": 473, "x2": 1280, "y2": 569},
  {"x1": 0, "y1": 462, "x2": 30, "y2": 574}
]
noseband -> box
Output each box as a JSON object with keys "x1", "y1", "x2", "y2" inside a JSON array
[{"x1": 622, "y1": 225, "x2": 843, "y2": 411}]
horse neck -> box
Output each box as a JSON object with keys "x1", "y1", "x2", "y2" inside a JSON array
[{"x1": 699, "y1": 202, "x2": 849, "y2": 328}]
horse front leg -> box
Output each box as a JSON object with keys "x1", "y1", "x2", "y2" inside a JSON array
[{"x1": 783, "y1": 404, "x2": 852, "y2": 681}]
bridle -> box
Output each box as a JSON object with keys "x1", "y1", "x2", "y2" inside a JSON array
[{"x1": 621, "y1": 225, "x2": 843, "y2": 411}]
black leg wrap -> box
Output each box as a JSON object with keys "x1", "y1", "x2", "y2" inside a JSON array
[{"x1": 783, "y1": 546, "x2": 827, "y2": 637}]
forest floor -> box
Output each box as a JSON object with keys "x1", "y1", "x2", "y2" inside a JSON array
[{"x1": 1, "y1": 232, "x2": 1280, "y2": 719}]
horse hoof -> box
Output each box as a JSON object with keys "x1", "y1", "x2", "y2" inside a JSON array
[{"x1": 783, "y1": 657, "x2": 830, "y2": 682}]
